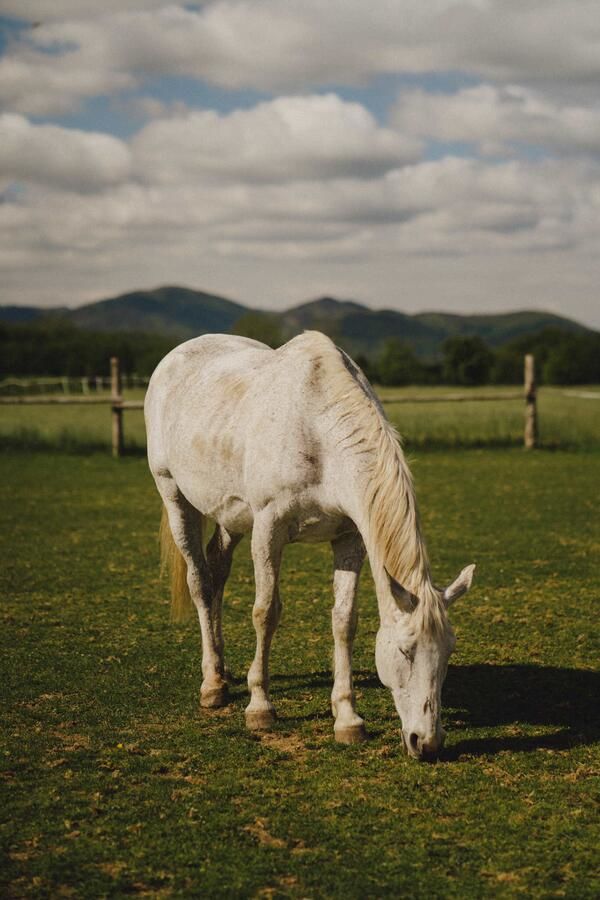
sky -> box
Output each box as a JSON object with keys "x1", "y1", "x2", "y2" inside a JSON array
[{"x1": 1, "y1": 1, "x2": 599, "y2": 327}]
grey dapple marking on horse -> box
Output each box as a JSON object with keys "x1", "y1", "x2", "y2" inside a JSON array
[{"x1": 145, "y1": 331, "x2": 474, "y2": 759}]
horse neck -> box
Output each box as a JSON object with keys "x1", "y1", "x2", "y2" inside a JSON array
[
  {"x1": 338, "y1": 422, "x2": 436, "y2": 625},
  {"x1": 304, "y1": 333, "x2": 439, "y2": 627}
]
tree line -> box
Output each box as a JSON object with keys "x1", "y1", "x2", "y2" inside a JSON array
[
  {"x1": 0, "y1": 319, "x2": 178, "y2": 380},
  {"x1": 368, "y1": 329, "x2": 600, "y2": 386},
  {"x1": 1, "y1": 317, "x2": 598, "y2": 386}
]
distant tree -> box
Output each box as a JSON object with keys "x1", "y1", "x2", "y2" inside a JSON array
[
  {"x1": 0, "y1": 321, "x2": 177, "y2": 377},
  {"x1": 232, "y1": 312, "x2": 283, "y2": 348},
  {"x1": 377, "y1": 338, "x2": 423, "y2": 386},
  {"x1": 543, "y1": 335, "x2": 600, "y2": 384},
  {"x1": 442, "y1": 335, "x2": 494, "y2": 386},
  {"x1": 490, "y1": 346, "x2": 523, "y2": 385},
  {"x1": 421, "y1": 360, "x2": 444, "y2": 385},
  {"x1": 491, "y1": 328, "x2": 600, "y2": 385}
]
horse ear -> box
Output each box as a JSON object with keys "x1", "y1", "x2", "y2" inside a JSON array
[
  {"x1": 385, "y1": 568, "x2": 416, "y2": 613},
  {"x1": 443, "y1": 564, "x2": 476, "y2": 607}
]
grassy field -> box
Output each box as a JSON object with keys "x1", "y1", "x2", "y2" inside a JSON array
[
  {"x1": 1, "y1": 385, "x2": 599, "y2": 453},
  {"x1": 379, "y1": 386, "x2": 600, "y2": 450},
  {"x1": 1, "y1": 448, "x2": 599, "y2": 898},
  {"x1": 0, "y1": 390, "x2": 148, "y2": 455}
]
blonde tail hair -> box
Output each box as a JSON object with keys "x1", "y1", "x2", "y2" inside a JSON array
[{"x1": 159, "y1": 505, "x2": 197, "y2": 622}]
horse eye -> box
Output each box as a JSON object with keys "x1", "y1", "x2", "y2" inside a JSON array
[{"x1": 399, "y1": 647, "x2": 413, "y2": 663}]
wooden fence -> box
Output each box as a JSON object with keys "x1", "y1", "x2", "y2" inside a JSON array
[
  {"x1": 0, "y1": 354, "x2": 539, "y2": 456},
  {"x1": 0, "y1": 373, "x2": 149, "y2": 395},
  {"x1": 0, "y1": 357, "x2": 144, "y2": 457},
  {"x1": 381, "y1": 353, "x2": 538, "y2": 449}
]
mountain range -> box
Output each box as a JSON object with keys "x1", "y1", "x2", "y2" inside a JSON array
[{"x1": 0, "y1": 285, "x2": 592, "y2": 359}]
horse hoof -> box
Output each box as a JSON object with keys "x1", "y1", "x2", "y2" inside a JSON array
[
  {"x1": 245, "y1": 708, "x2": 276, "y2": 731},
  {"x1": 335, "y1": 723, "x2": 367, "y2": 744},
  {"x1": 200, "y1": 684, "x2": 229, "y2": 709}
]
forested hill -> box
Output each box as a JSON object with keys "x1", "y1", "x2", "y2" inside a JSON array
[
  {"x1": 0, "y1": 286, "x2": 591, "y2": 359},
  {"x1": 69, "y1": 286, "x2": 247, "y2": 336},
  {"x1": 281, "y1": 298, "x2": 589, "y2": 358}
]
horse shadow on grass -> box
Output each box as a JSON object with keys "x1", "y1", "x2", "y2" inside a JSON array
[
  {"x1": 441, "y1": 663, "x2": 600, "y2": 759},
  {"x1": 267, "y1": 664, "x2": 600, "y2": 758}
]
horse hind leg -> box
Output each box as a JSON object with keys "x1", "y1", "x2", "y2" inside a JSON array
[
  {"x1": 205, "y1": 524, "x2": 243, "y2": 681},
  {"x1": 157, "y1": 474, "x2": 229, "y2": 709}
]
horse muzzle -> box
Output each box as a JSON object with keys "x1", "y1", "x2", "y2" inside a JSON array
[{"x1": 402, "y1": 727, "x2": 446, "y2": 762}]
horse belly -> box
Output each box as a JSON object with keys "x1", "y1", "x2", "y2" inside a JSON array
[
  {"x1": 290, "y1": 512, "x2": 355, "y2": 544},
  {"x1": 209, "y1": 495, "x2": 254, "y2": 533},
  {"x1": 170, "y1": 454, "x2": 254, "y2": 534}
]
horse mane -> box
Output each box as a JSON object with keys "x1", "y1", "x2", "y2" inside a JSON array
[{"x1": 301, "y1": 331, "x2": 447, "y2": 634}]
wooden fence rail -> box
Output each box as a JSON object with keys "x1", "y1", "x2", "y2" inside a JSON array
[
  {"x1": 382, "y1": 391, "x2": 523, "y2": 404},
  {"x1": 0, "y1": 355, "x2": 539, "y2": 456},
  {"x1": 0, "y1": 374, "x2": 149, "y2": 395},
  {"x1": 0, "y1": 396, "x2": 116, "y2": 405}
]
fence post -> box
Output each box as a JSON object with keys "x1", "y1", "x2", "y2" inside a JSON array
[
  {"x1": 111, "y1": 356, "x2": 124, "y2": 458},
  {"x1": 524, "y1": 353, "x2": 538, "y2": 449}
]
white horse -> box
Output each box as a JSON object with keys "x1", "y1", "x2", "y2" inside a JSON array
[{"x1": 145, "y1": 331, "x2": 474, "y2": 760}]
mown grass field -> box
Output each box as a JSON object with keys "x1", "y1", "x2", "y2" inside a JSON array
[
  {"x1": 1, "y1": 385, "x2": 600, "y2": 453},
  {"x1": 1, "y1": 445, "x2": 599, "y2": 898}
]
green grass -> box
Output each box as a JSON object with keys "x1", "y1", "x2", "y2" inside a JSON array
[
  {"x1": 377, "y1": 385, "x2": 600, "y2": 449},
  {"x1": 1, "y1": 386, "x2": 599, "y2": 454},
  {"x1": 1, "y1": 450, "x2": 598, "y2": 898},
  {"x1": 0, "y1": 390, "x2": 147, "y2": 454}
]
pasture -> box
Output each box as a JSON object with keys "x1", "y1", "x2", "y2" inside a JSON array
[
  {"x1": 1, "y1": 385, "x2": 600, "y2": 453},
  {"x1": 1, "y1": 442, "x2": 599, "y2": 898}
]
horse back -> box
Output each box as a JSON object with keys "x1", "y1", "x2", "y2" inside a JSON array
[{"x1": 145, "y1": 333, "x2": 342, "y2": 524}]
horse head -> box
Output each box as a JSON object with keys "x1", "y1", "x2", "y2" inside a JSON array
[{"x1": 375, "y1": 564, "x2": 475, "y2": 760}]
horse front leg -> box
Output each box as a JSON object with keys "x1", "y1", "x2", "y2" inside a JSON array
[
  {"x1": 245, "y1": 512, "x2": 284, "y2": 731},
  {"x1": 331, "y1": 532, "x2": 366, "y2": 744}
]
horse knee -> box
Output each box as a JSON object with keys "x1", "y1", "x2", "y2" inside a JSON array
[
  {"x1": 332, "y1": 601, "x2": 357, "y2": 641},
  {"x1": 252, "y1": 595, "x2": 281, "y2": 631}
]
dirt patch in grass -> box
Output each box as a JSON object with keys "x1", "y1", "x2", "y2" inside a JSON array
[
  {"x1": 258, "y1": 731, "x2": 308, "y2": 758},
  {"x1": 243, "y1": 818, "x2": 287, "y2": 848}
]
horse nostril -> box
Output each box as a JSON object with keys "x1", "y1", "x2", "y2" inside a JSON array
[{"x1": 409, "y1": 732, "x2": 420, "y2": 754}]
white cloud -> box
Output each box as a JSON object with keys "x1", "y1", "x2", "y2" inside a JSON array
[
  {"x1": 2, "y1": 2, "x2": 600, "y2": 115},
  {"x1": 2, "y1": 129, "x2": 598, "y2": 272},
  {"x1": 131, "y1": 94, "x2": 420, "y2": 185},
  {"x1": 2, "y1": 149, "x2": 599, "y2": 327},
  {"x1": 392, "y1": 84, "x2": 600, "y2": 157},
  {"x1": 3, "y1": 167, "x2": 599, "y2": 327},
  {"x1": 0, "y1": 114, "x2": 131, "y2": 191},
  {"x1": 0, "y1": 1, "x2": 190, "y2": 22},
  {"x1": 0, "y1": 43, "x2": 135, "y2": 116},
  {"x1": 1, "y1": 4, "x2": 600, "y2": 327}
]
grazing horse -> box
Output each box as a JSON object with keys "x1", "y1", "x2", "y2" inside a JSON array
[{"x1": 145, "y1": 331, "x2": 474, "y2": 760}]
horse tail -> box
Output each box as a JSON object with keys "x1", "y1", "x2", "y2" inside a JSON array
[{"x1": 159, "y1": 505, "x2": 198, "y2": 622}]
